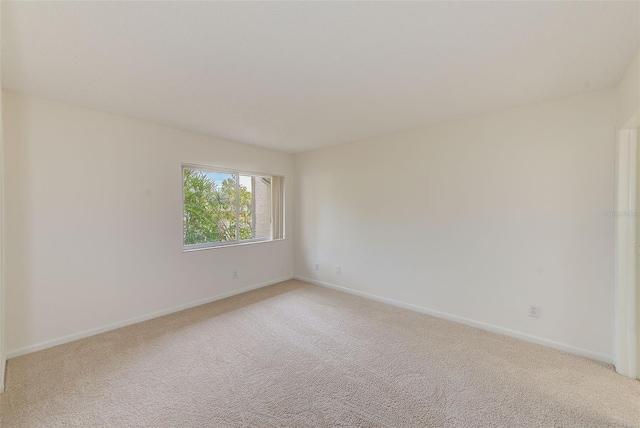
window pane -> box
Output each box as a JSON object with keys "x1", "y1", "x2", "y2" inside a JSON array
[
  {"x1": 239, "y1": 175, "x2": 272, "y2": 241},
  {"x1": 253, "y1": 176, "x2": 272, "y2": 240},
  {"x1": 271, "y1": 176, "x2": 284, "y2": 240},
  {"x1": 182, "y1": 166, "x2": 281, "y2": 249},
  {"x1": 183, "y1": 169, "x2": 237, "y2": 245},
  {"x1": 238, "y1": 175, "x2": 253, "y2": 240}
]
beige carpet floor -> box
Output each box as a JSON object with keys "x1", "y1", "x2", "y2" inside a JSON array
[{"x1": 1, "y1": 279, "x2": 639, "y2": 427}]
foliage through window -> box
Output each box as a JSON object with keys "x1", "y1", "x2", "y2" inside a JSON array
[{"x1": 183, "y1": 166, "x2": 283, "y2": 249}]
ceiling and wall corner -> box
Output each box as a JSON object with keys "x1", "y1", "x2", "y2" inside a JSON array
[{"x1": 1, "y1": 1, "x2": 639, "y2": 154}]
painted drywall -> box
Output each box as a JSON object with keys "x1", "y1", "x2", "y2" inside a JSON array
[
  {"x1": 294, "y1": 89, "x2": 617, "y2": 361},
  {"x1": 613, "y1": 51, "x2": 640, "y2": 378},
  {"x1": 637, "y1": 129, "x2": 640, "y2": 379},
  {"x1": 612, "y1": 49, "x2": 640, "y2": 378},
  {"x1": 617, "y1": 50, "x2": 640, "y2": 129},
  {"x1": 2, "y1": 91, "x2": 293, "y2": 356},
  {"x1": 614, "y1": 128, "x2": 638, "y2": 377},
  {"x1": 0, "y1": 1, "x2": 5, "y2": 392}
]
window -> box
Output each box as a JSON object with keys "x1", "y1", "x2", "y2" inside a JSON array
[{"x1": 182, "y1": 165, "x2": 285, "y2": 250}]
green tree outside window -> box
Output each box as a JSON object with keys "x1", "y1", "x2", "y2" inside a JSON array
[{"x1": 183, "y1": 169, "x2": 253, "y2": 245}]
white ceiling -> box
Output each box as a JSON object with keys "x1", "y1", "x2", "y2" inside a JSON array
[{"x1": 2, "y1": 1, "x2": 639, "y2": 153}]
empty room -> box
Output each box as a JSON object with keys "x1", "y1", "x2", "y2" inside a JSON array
[{"x1": 0, "y1": 1, "x2": 639, "y2": 427}]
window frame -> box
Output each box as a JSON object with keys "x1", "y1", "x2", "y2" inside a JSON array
[{"x1": 181, "y1": 163, "x2": 284, "y2": 252}]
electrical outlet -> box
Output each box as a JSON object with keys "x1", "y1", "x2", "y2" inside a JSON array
[
  {"x1": 336, "y1": 266, "x2": 342, "y2": 274},
  {"x1": 315, "y1": 263, "x2": 320, "y2": 271},
  {"x1": 232, "y1": 270, "x2": 238, "y2": 279},
  {"x1": 529, "y1": 305, "x2": 541, "y2": 318}
]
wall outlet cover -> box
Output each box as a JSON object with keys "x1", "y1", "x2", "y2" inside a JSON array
[{"x1": 529, "y1": 305, "x2": 541, "y2": 318}]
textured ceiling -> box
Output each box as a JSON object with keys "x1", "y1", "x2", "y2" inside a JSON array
[{"x1": 2, "y1": 1, "x2": 639, "y2": 153}]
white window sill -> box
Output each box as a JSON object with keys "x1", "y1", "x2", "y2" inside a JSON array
[{"x1": 182, "y1": 238, "x2": 285, "y2": 253}]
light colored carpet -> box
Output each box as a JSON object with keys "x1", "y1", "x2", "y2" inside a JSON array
[{"x1": 1, "y1": 279, "x2": 639, "y2": 427}]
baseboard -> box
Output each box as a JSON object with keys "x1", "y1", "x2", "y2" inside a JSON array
[
  {"x1": 294, "y1": 275, "x2": 614, "y2": 365},
  {"x1": 6, "y1": 275, "x2": 293, "y2": 360},
  {"x1": 7, "y1": 275, "x2": 613, "y2": 365}
]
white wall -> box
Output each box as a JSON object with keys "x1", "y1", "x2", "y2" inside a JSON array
[
  {"x1": 294, "y1": 89, "x2": 617, "y2": 361},
  {"x1": 0, "y1": 1, "x2": 5, "y2": 392},
  {"x1": 0, "y1": 86, "x2": 624, "y2": 363},
  {"x1": 637, "y1": 129, "x2": 640, "y2": 378},
  {"x1": 617, "y1": 50, "x2": 639, "y2": 129},
  {"x1": 613, "y1": 51, "x2": 640, "y2": 378},
  {"x1": 3, "y1": 91, "x2": 294, "y2": 356}
]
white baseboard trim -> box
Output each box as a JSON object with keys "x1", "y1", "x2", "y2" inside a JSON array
[
  {"x1": 6, "y1": 275, "x2": 293, "y2": 360},
  {"x1": 294, "y1": 275, "x2": 614, "y2": 365}
]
